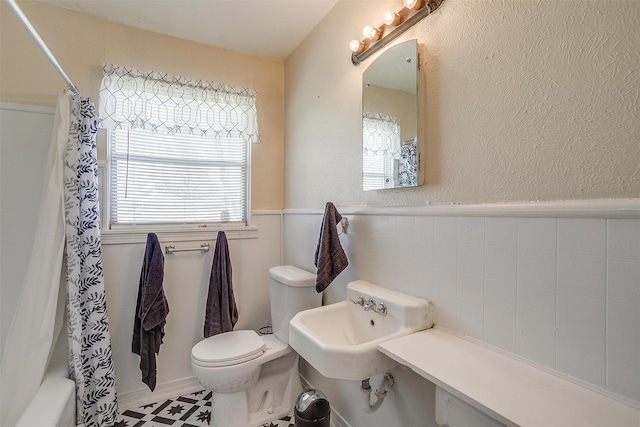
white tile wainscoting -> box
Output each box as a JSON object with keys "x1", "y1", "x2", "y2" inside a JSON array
[{"x1": 283, "y1": 200, "x2": 640, "y2": 407}]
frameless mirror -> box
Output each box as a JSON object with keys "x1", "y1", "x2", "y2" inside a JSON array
[{"x1": 362, "y1": 39, "x2": 419, "y2": 191}]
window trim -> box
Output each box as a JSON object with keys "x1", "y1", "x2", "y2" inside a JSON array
[{"x1": 100, "y1": 225, "x2": 258, "y2": 245}]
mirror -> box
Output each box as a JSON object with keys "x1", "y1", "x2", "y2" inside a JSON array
[{"x1": 362, "y1": 39, "x2": 419, "y2": 191}]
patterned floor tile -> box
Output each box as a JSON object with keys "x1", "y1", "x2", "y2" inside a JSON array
[
  {"x1": 258, "y1": 414, "x2": 294, "y2": 427},
  {"x1": 115, "y1": 390, "x2": 293, "y2": 427}
]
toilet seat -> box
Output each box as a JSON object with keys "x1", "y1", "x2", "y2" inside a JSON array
[{"x1": 192, "y1": 330, "x2": 266, "y2": 367}]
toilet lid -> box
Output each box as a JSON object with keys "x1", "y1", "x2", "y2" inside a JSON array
[{"x1": 192, "y1": 330, "x2": 266, "y2": 367}]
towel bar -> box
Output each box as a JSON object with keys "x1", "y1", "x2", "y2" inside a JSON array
[{"x1": 165, "y1": 243, "x2": 210, "y2": 255}]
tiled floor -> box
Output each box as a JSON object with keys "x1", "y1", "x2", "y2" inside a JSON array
[{"x1": 115, "y1": 390, "x2": 293, "y2": 427}]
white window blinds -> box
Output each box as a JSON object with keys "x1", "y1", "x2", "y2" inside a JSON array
[
  {"x1": 98, "y1": 64, "x2": 258, "y2": 226},
  {"x1": 363, "y1": 147, "x2": 392, "y2": 190}
]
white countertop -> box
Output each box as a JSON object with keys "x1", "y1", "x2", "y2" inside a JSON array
[{"x1": 379, "y1": 328, "x2": 640, "y2": 427}]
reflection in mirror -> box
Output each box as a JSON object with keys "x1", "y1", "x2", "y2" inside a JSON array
[{"x1": 362, "y1": 39, "x2": 418, "y2": 191}]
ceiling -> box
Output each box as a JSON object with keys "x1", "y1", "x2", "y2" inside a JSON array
[{"x1": 35, "y1": 0, "x2": 339, "y2": 60}]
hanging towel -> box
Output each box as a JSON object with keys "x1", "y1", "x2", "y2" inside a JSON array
[
  {"x1": 314, "y1": 202, "x2": 349, "y2": 293},
  {"x1": 204, "y1": 231, "x2": 238, "y2": 338},
  {"x1": 132, "y1": 232, "x2": 169, "y2": 391}
]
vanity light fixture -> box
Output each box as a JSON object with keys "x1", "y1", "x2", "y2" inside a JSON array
[
  {"x1": 349, "y1": 39, "x2": 365, "y2": 55},
  {"x1": 403, "y1": 0, "x2": 426, "y2": 10},
  {"x1": 350, "y1": 0, "x2": 444, "y2": 66},
  {"x1": 362, "y1": 25, "x2": 382, "y2": 41},
  {"x1": 382, "y1": 11, "x2": 402, "y2": 26}
]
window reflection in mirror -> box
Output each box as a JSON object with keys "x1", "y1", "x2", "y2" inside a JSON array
[{"x1": 362, "y1": 39, "x2": 418, "y2": 191}]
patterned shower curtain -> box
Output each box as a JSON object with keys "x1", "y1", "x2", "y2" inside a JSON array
[{"x1": 64, "y1": 94, "x2": 118, "y2": 426}]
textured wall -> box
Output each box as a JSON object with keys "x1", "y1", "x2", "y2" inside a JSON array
[
  {"x1": 0, "y1": 0, "x2": 285, "y2": 210},
  {"x1": 284, "y1": 0, "x2": 640, "y2": 208}
]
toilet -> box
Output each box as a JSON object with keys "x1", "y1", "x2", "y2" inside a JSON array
[{"x1": 191, "y1": 265, "x2": 322, "y2": 427}]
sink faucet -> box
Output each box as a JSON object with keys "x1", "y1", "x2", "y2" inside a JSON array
[{"x1": 363, "y1": 298, "x2": 376, "y2": 311}]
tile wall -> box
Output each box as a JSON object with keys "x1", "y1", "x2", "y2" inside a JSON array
[{"x1": 284, "y1": 213, "x2": 640, "y2": 404}]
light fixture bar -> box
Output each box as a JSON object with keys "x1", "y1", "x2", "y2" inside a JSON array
[{"x1": 351, "y1": 0, "x2": 444, "y2": 66}]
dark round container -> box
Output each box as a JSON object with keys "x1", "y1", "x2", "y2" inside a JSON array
[{"x1": 294, "y1": 389, "x2": 331, "y2": 427}]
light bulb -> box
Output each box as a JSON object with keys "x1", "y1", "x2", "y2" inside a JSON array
[
  {"x1": 383, "y1": 10, "x2": 401, "y2": 26},
  {"x1": 362, "y1": 25, "x2": 381, "y2": 40},
  {"x1": 403, "y1": 0, "x2": 425, "y2": 10},
  {"x1": 349, "y1": 39, "x2": 364, "y2": 54}
]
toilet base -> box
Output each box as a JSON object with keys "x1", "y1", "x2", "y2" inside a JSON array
[
  {"x1": 210, "y1": 353, "x2": 302, "y2": 427},
  {"x1": 211, "y1": 391, "x2": 250, "y2": 427}
]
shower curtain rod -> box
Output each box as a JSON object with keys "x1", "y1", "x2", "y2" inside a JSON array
[{"x1": 5, "y1": 0, "x2": 80, "y2": 95}]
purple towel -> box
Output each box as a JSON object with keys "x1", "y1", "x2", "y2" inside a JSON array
[
  {"x1": 132, "y1": 232, "x2": 169, "y2": 391},
  {"x1": 204, "y1": 231, "x2": 238, "y2": 338},
  {"x1": 314, "y1": 202, "x2": 348, "y2": 293}
]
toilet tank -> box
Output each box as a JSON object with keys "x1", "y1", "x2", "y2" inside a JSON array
[{"x1": 269, "y1": 265, "x2": 321, "y2": 343}]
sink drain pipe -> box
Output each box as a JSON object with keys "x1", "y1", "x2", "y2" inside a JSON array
[{"x1": 361, "y1": 373, "x2": 394, "y2": 413}]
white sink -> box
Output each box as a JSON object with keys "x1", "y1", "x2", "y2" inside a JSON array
[{"x1": 289, "y1": 280, "x2": 433, "y2": 380}]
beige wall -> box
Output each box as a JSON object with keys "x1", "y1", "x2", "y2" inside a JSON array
[
  {"x1": 284, "y1": 0, "x2": 640, "y2": 208},
  {"x1": 0, "y1": 0, "x2": 284, "y2": 210}
]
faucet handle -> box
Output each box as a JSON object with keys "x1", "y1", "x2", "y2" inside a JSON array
[
  {"x1": 375, "y1": 302, "x2": 387, "y2": 316},
  {"x1": 349, "y1": 295, "x2": 365, "y2": 306}
]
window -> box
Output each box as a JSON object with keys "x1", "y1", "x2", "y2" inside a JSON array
[
  {"x1": 98, "y1": 64, "x2": 259, "y2": 228},
  {"x1": 362, "y1": 140, "x2": 393, "y2": 190},
  {"x1": 362, "y1": 113, "x2": 401, "y2": 190}
]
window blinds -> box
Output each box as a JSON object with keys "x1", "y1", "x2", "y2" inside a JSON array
[{"x1": 110, "y1": 129, "x2": 246, "y2": 225}]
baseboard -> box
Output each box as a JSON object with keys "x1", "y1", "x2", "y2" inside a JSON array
[
  {"x1": 117, "y1": 377, "x2": 203, "y2": 412},
  {"x1": 299, "y1": 374, "x2": 351, "y2": 427}
]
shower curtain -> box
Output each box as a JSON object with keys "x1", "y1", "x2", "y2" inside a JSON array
[
  {"x1": 64, "y1": 94, "x2": 118, "y2": 426},
  {"x1": 0, "y1": 93, "x2": 69, "y2": 427},
  {"x1": 0, "y1": 92, "x2": 118, "y2": 426}
]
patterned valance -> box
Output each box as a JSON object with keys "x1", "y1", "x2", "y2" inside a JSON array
[
  {"x1": 363, "y1": 111, "x2": 401, "y2": 158},
  {"x1": 98, "y1": 64, "x2": 260, "y2": 143}
]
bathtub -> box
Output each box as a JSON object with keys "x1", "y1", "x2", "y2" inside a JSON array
[{"x1": 16, "y1": 356, "x2": 75, "y2": 427}]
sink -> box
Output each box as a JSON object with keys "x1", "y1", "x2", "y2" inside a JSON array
[{"x1": 289, "y1": 280, "x2": 433, "y2": 380}]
